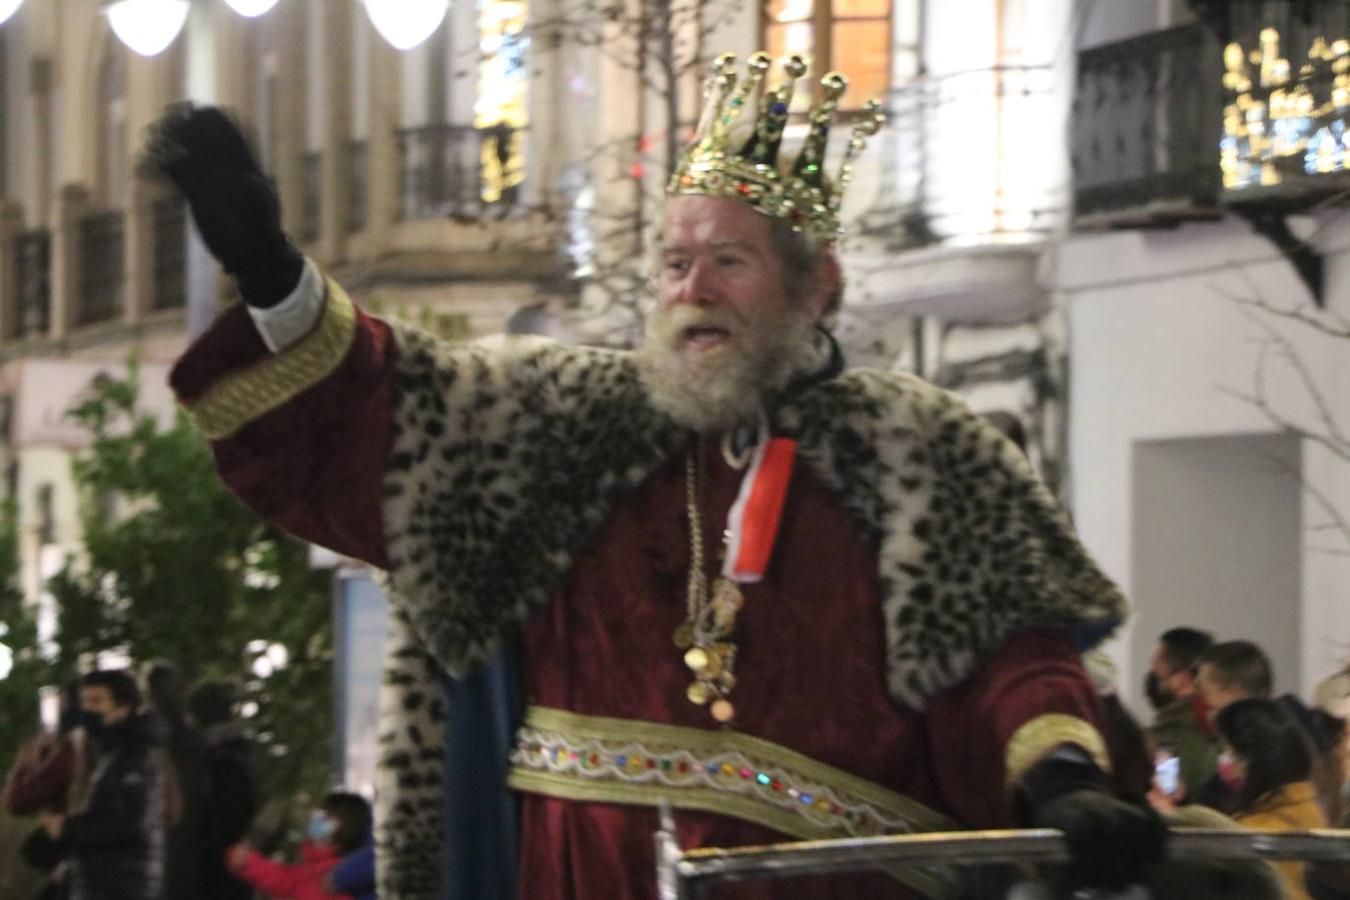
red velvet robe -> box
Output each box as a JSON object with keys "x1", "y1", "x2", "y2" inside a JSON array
[{"x1": 172, "y1": 301, "x2": 1107, "y2": 900}]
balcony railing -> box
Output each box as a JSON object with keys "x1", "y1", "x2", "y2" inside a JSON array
[
  {"x1": 77, "y1": 210, "x2": 124, "y2": 327},
  {"x1": 1072, "y1": 23, "x2": 1224, "y2": 220},
  {"x1": 863, "y1": 65, "x2": 1061, "y2": 247},
  {"x1": 398, "y1": 123, "x2": 521, "y2": 221},
  {"x1": 345, "y1": 141, "x2": 368, "y2": 232},
  {"x1": 151, "y1": 197, "x2": 186, "y2": 310},
  {"x1": 12, "y1": 229, "x2": 51, "y2": 339},
  {"x1": 299, "y1": 151, "x2": 322, "y2": 243}
]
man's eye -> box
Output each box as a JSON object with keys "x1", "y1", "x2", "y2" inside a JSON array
[
  {"x1": 665, "y1": 260, "x2": 689, "y2": 272},
  {"x1": 717, "y1": 255, "x2": 744, "y2": 266}
]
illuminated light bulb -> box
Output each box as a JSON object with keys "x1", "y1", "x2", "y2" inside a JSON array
[
  {"x1": 104, "y1": 0, "x2": 189, "y2": 57},
  {"x1": 0, "y1": 0, "x2": 23, "y2": 28},
  {"x1": 363, "y1": 0, "x2": 449, "y2": 51},
  {"x1": 266, "y1": 643, "x2": 289, "y2": 669},
  {"x1": 224, "y1": 0, "x2": 280, "y2": 15}
]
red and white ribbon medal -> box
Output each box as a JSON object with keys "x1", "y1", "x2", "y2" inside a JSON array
[{"x1": 722, "y1": 435, "x2": 797, "y2": 583}]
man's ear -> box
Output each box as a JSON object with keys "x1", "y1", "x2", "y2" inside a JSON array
[{"x1": 807, "y1": 251, "x2": 842, "y2": 323}]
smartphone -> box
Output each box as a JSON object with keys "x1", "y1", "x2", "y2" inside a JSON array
[{"x1": 1154, "y1": 749, "x2": 1180, "y2": 797}]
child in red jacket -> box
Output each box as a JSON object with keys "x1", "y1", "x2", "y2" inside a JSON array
[{"x1": 227, "y1": 791, "x2": 372, "y2": 900}]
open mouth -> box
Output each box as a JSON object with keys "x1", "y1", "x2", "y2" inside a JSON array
[{"x1": 680, "y1": 324, "x2": 732, "y2": 351}]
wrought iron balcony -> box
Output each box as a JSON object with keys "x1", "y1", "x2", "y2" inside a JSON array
[
  {"x1": 151, "y1": 197, "x2": 186, "y2": 310},
  {"x1": 1072, "y1": 23, "x2": 1224, "y2": 222},
  {"x1": 77, "y1": 210, "x2": 124, "y2": 327},
  {"x1": 397, "y1": 123, "x2": 522, "y2": 222},
  {"x1": 12, "y1": 229, "x2": 51, "y2": 339},
  {"x1": 864, "y1": 65, "x2": 1061, "y2": 247}
]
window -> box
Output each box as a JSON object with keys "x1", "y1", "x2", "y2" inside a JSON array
[
  {"x1": 396, "y1": 0, "x2": 527, "y2": 218},
  {"x1": 475, "y1": 0, "x2": 528, "y2": 205},
  {"x1": 764, "y1": 0, "x2": 891, "y2": 108}
]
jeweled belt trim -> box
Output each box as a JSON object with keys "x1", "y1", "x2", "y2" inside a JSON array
[{"x1": 507, "y1": 706, "x2": 959, "y2": 898}]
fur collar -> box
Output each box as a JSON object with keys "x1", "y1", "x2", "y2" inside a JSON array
[{"x1": 381, "y1": 328, "x2": 1123, "y2": 706}]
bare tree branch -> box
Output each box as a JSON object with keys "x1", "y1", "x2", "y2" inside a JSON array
[
  {"x1": 1213, "y1": 278, "x2": 1350, "y2": 554},
  {"x1": 1212, "y1": 282, "x2": 1350, "y2": 463},
  {"x1": 1231, "y1": 297, "x2": 1350, "y2": 339}
]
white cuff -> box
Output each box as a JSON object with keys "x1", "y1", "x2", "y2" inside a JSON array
[{"x1": 247, "y1": 258, "x2": 325, "y2": 353}]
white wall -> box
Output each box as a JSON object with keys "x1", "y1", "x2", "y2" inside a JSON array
[
  {"x1": 1131, "y1": 434, "x2": 1303, "y2": 704},
  {"x1": 1064, "y1": 213, "x2": 1350, "y2": 708}
]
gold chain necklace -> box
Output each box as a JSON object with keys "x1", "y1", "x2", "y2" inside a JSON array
[{"x1": 674, "y1": 447, "x2": 745, "y2": 723}]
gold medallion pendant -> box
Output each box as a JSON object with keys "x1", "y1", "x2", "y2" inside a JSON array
[
  {"x1": 679, "y1": 426, "x2": 796, "y2": 725},
  {"x1": 679, "y1": 450, "x2": 750, "y2": 724},
  {"x1": 675, "y1": 570, "x2": 744, "y2": 722}
]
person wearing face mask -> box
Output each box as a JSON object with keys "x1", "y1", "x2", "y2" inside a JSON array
[
  {"x1": 37, "y1": 670, "x2": 173, "y2": 900},
  {"x1": 1145, "y1": 628, "x2": 1217, "y2": 804},
  {"x1": 226, "y1": 791, "x2": 371, "y2": 900},
  {"x1": 1215, "y1": 698, "x2": 1328, "y2": 900}
]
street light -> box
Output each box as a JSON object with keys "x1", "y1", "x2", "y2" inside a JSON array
[
  {"x1": 364, "y1": 0, "x2": 449, "y2": 51},
  {"x1": 0, "y1": 0, "x2": 23, "y2": 29},
  {"x1": 223, "y1": 0, "x2": 280, "y2": 16},
  {"x1": 104, "y1": 0, "x2": 190, "y2": 57}
]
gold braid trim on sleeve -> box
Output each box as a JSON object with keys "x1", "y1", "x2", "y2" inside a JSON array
[
  {"x1": 1004, "y1": 713, "x2": 1110, "y2": 794},
  {"x1": 182, "y1": 279, "x2": 358, "y2": 441}
]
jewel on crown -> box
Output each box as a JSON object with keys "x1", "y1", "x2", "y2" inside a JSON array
[{"x1": 667, "y1": 52, "x2": 886, "y2": 244}]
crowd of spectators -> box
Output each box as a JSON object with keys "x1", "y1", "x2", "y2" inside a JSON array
[
  {"x1": 4, "y1": 639, "x2": 1346, "y2": 898},
  {"x1": 1132, "y1": 629, "x2": 1350, "y2": 900},
  {"x1": 2, "y1": 663, "x2": 374, "y2": 900}
]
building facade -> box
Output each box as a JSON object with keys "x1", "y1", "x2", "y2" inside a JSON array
[
  {"x1": 1064, "y1": 0, "x2": 1350, "y2": 706},
  {"x1": 0, "y1": 0, "x2": 1343, "y2": 728}
]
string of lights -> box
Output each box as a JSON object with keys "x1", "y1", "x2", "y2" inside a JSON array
[{"x1": 0, "y1": 0, "x2": 453, "y2": 57}]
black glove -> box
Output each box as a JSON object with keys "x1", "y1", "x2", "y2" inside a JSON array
[
  {"x1": 142, "y1": 103, "x2": 303, "y2": 308},
  {"x1": 1020, "y1": 757, "x2": 1168, "y2": 893}
]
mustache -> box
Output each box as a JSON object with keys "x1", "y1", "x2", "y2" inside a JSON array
[{"x1": 650, "y1": 304, "x2": 742, "y2": 337}]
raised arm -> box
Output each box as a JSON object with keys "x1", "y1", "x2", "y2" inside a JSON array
[{"x1": 148, "y1": 105, "x2": 394, "y2": 566}]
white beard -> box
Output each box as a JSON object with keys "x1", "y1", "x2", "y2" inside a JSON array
[{"x1": 635, "y1": 301, "x2": 823, "y2": 434}]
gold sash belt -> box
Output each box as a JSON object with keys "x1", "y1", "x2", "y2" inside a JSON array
[{"x1": 507, "y1": 705, "x2": 960, "y2": 898}]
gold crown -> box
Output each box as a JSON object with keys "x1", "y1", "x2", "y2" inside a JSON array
[{"x1": 667, "y1": 52, "x2": 886, "y2": 244}]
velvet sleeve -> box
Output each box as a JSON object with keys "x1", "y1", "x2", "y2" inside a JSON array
[
  {"x1": 170, "y1": 282, "x2": 396, "y2": 567},
  {"x1": 926, "y1": 629, "x2": 1109, "y2": 828}
]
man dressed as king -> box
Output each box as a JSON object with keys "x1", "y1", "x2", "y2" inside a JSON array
[{"x1": 149, "y1": 53, "x2": 1165, "y2": 899}]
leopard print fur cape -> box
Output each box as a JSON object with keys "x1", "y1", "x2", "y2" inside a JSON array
[{"x1": 372, "y1": 325, "x2": 1127, "y2": 898}]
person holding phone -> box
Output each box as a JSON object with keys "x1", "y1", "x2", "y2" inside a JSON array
[{"x1": 1146, "y1": 628, "x2": 1218, "y2": 803}]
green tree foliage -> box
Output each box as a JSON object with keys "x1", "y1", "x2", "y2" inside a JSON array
[
  {"x1": 20, "y1": 364, "x2": 335, "y2": 814},
  {"x1": 0, "y1": 501, "x2": 44, "y2": 768}
]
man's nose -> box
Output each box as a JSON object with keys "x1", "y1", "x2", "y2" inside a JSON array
[{"x1": 674, "y1": 261, "x2": 716, "y2": 307}]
